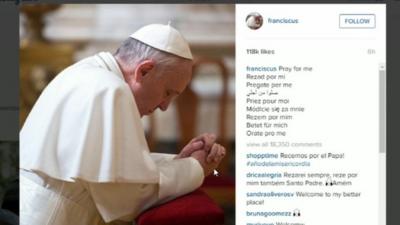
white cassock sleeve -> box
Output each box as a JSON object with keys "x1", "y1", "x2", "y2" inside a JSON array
[{"x1": 83, "y1": 153, "x2": 204, "y2": 223}]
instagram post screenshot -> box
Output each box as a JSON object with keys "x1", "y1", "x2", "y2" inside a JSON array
[{"x1": 0, "y1": 1, "x2": 399, "y2": 225}]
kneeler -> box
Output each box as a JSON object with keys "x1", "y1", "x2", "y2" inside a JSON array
[{"x1": 135, "y1": 189, "x2": 224, "y2": 225}]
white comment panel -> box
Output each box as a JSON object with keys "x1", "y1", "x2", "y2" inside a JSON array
[{"x1": 236, "y1": 4, "x2": 386, "y2": 225}]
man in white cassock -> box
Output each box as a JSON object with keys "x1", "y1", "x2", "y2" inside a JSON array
[{"x1": 20, "y1": 24, "x2": 226, "y2": 225}]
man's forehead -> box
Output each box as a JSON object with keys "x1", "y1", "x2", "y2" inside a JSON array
[
  {"x1": 165, "y1": 66, "x2": 191, "y2": 91},
  {"x1": 174, "y1": 60, "x2": 192, "y2": 78}
]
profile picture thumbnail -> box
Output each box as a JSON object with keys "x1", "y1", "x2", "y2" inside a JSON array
[{"x1": 246, "y1": 12, "x2": 263, "y2": 30}]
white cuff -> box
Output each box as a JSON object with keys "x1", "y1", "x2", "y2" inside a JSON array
[
  {"x1": 150, "y1": 153, "x2": 176, "y2": 163},
  {"x1": 157, "y1": 157, "x2": 204, "y2": 201}
]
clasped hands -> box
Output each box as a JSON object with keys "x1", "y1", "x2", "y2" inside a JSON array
[{"x1": 175, "y1": 133, "x2": 226, "y2": 177}]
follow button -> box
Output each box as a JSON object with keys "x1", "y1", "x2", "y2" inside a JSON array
[{"x1": 339, "y1": 14, "x2": 376, "y2": 29}]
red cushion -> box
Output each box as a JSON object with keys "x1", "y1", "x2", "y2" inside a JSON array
[
  {"x1": 202, "y1": 175, "x2": 235, "y2": 187},
  {"x1": 136, "y1": 189, "x2": 224, "y2": 225}
]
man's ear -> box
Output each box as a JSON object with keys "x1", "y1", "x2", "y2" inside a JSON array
[{"x1": 133, "y1": 59, "x2": 155, "y2": 83}]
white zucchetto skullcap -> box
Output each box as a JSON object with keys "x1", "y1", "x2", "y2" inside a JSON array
[{"x1": 130, "y1": 23, "x2": 193, "y2": 60}]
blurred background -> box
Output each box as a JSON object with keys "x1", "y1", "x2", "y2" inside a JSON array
[{"x1": 20, "y1": 4, "x2": 235, "y2": 224}]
